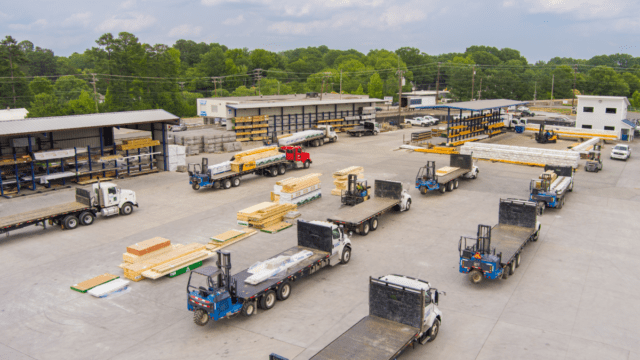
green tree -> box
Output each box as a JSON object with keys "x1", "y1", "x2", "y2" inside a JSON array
[
  {"x1": 29, "y1": 77, "x2": 55, "y2": 96},
  {"x1": 630, "y1": 91, "x2": 640, "y2": 108},
  {"x1": 232, "y1": 85, "x2": 256, "y2": 96},
  {"x1": 0, "y1": 35, "x2": 32, "y2": 108},
  {"x1": 585, "y1": 66, "x2": 629, "y2": 96},
  {"x1": 353, "y1": 84, "x2": 365, "y2": 95},
  {"x1": 27, "y1": 93, "x2": 64, "y2": 117},
  {"x1": 197, "y1": 46, "x2": 226, "y2": 77},
  {"x1": 621, "y1": 72, "x2": 640, "y2": 97},
  {"x1": 54, "y1": 75, "x2": 91, "y2": 102},
  {"x1": 65, "y1": 90, "x2": 97, "y2": 115}
]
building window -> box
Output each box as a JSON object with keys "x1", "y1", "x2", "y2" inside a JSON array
[
  {"x1": 604, "y1": 126, "x2": 615, "y2": 131},
  {"x1": 605, "y1": 108, "x2": 617, "y2": 114},
  {"x1": 583, "y1": 107, "x2": 594, "y2": 113},
  {"x1": 582, "y1": 125, "x2": 593, "y2": 129}
]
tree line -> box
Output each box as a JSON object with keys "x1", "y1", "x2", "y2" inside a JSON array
[{"x1": 2, "y1": 33, "x2": 640, "y2": 119}]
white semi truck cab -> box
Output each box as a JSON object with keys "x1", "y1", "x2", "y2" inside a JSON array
[{"x1": 79, "y1": 182, "x2": 138, "y2": 216}]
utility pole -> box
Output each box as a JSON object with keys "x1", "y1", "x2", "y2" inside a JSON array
[
  {"x1": 397, "y1": 69, "x2": 405, "y2": 119},
  {"x1": 551, "y1": 74, "x2": 555, "y2": 105},
  {"x1": 90, "y1": 73, "x2": 99, "y2": 113},
  {"x1": 340, "y1": 70, "x2": 343, "y2": 100},
  {"x1": 253, "y1": 69, "x2": 263, "y2": 95},
  {"x1": 534, "y1": 81, "x2": 537, "y2": 103},
  {"x1": 211, "y1": 77, "x2": 223, "y2": 97},
  {"x1": 320, "y1": 72, "x2": 331, "y2": 100},
  {"x1": 471, "y1": 65, "x2": 476, "y2": 101},
  {"x1": 435, "y1": 62, "x2": 441, "y2": 104},
  {"x1": 572, "y1": 65, "x2": 577, "y2": 109},
  {"x1": 478, "y1": 78, "x2": 483, "y2": 100},
  {"x1": 277, "y1": 81, "x2": 280, "y2": 95}
]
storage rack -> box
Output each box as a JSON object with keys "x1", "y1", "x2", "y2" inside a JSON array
[{"x1": 446, "y1": 111, "x2": 502, "y2": 146}]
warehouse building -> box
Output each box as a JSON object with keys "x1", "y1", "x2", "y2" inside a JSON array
[
  {"x1": 0, "y1": 108, "x2": 28, "y2": 121},
  {"x1": 0, "y1": 110, "x2": 179, "y2": 196},
  {"x1": 400, "y1": 90, "x2": 450, "y2": 109},
  {"x1": 576, "y1": 95, "x2": 635, "y2": 141}
]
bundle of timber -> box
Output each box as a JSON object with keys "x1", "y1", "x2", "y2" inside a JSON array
[
  {"x1": 206, "y1": 228, "x2": 258, "y2": 251},
  {"x1": 539, "y1": 170, "x2": 558, "y2": 182},
  {"x1": 461, "y1": 142, "x2": 579, "y2": 168},
  {"x1": 117, "y1": 138, "x2": 161, "y2": 151},
  {"x1": 237, "y1": 202, "x2": 297, "y2": 229},
  {"x1": 271, "y1": 173, "x2": 322, "y2": 206},
  {"x1": 230, "y1": 146, "x2": 285, "y2": 172},
  {"x1": 71, "y1": 274, "x2": 119, "y2": 293},
  {"x1": 120, "y1": 238, "x2": 214, "y2": 281},
  {"x1": 237, "y1": 202, "x2": 275, "y2": 226},
  {"x1": 524, "y1": 125, "x2": 617, "y2": 140},
  {"x1": 331, "y1": 166, "x2": 363, "y2": 196}
]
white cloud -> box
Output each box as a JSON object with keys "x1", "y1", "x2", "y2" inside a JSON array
[
  {"x1": 379, "y1": 5, "x2": 426, "y2": 26},
  {"x1": 8, "y1": 19, "x2": 47, "y2": 30},
  {"x1": 511, "y1": 0, "x2": 631, "y2": 20},
  {"x1": 222, "y1": 15, "x2": 245, "y2": 25},
  {"x1": 97, "y1": 13, "x2": 157, "y2": 32},
  {"x1": 0, "y1": 11, "x2": 8, "y2": 19},
  {"x1": 120, "y1": 0, "x2": 136, "y2": 9},
  {"x1": 168, "y1": 24, "x2": 203, "y2": 37},
  {"x1": 63, "y1": 12, "x2": 92, "y2": 27}
]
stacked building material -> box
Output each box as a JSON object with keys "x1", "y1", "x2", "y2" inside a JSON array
[
  {"x1": 230, "y1": 146, "x2": 285, "y2": 172},
  {"x1": 120, "y1": 238, "x2": 214, "y2": 281},
  {"x1": 88, "y1": 279, "x2": 130, "y2": 298},
  {"x1": 331, "y1": 166, "x2": 364, "y2": 196},
  {"x1": 461, "y1": 142, "x2": 580, "y2": 168},
  {"x1": 237, "y1": 202, "x2": 297, "y2": 230},
  {"x1": 167, "y1": 145, "x2": 186, "y2": 172},
  {"x1": 206, "y1": 228, "x2": 258, "y2": 251},
  {"x1": 570, "y1": 137, "x2": 601, "y2": 153},
  {"x1": 117, "y1": 138, "x2": 161, "y2": 151},
  {"x1": 71, "y1": 274, "x2": 119, "y2": 293},
  {"x1": 524, "y1": 124, "x2": 617, "y2": 140},
  {"x1": 271, "y1": 173, "x2": 322, "y2": 206},
  {"x1": 237, "y1": 202, "x2": 276, "y2": 226}
]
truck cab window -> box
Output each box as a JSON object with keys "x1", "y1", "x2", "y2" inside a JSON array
[
  {"x1": 108, "y1": 187, "x2": 117, "y2": 195},
  {"x1": 332, "y1": 229, "x2": 340, "y2": 239}
]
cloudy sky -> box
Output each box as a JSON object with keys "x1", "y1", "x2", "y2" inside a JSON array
[{"x1": 2, "y1": 0, "x2": 639, "y2": 62}]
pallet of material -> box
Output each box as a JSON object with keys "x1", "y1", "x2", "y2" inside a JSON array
[
  {"x1": 76, "y1": 177, "x2": 115, "y2": 185},
  {"x1": 0, "y1": 155, "x2": 32, "y2": 166},
  {"x1": 71, "y1": 274, "x2": 120, "y2": 293},
  {"x1": 117, "y1": 139, "x2": 161, "y2": 151},
  {"x1": 237, "y1": 202, "x2": 276, "y2": 223},
  {"x1": 436, "y1": 166, "x2": 460, "y2": 176},
  {"x1": 141, "y1": 249, "x2": 214, "y2": 279},
  {"x1": 126, "y1": 237, "x2": 171, "y2": 256},
  {"x1": 206, "y1": 228, "x2": 258, "y2": 251},
  {"x1": 261, "y1": 222, "x2": 293, "y2": 234},
  {"x1": 276, "y1": 173, "x2": 322, "y2": 193},
  {"x1": 121, "y1": 243, "x2": 208, "y2": 281},
  {"x1": 88, "y1": 279, "x2": 130, "y2": 298}
]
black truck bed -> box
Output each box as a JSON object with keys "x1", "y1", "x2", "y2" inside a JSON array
[
  {"x1": 233, "y1": 246, "x2": 329, "y2": 299},
  {"x1": 492, "y1": 224, "x2": 535, "y2": 263},
  {"x1": 328, "y1": 198, "x2": 399, "y2": 225},
  {"x1": 311, "y1": 315, "x2": 419, "y2": 360}
]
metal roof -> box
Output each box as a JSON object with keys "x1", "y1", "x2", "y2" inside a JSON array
[
  {"x1": 622, "y1": 119, "x2": 637, "y2": 128},
  {"x1": 415, "y1": 99, "x2": 530, "y2": 111},
  {"x1": 0, "y1": 109, "x2": 179, "y2": 137},
  {"x1": 226, "y1": 98, "x2": 385, "y2": 110},
  {"x1": 0, "y1": 108, "x2": 28, "y2": 121}
]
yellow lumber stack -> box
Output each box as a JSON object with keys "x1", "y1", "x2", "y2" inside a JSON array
[
  {"x1": 247, "y1": 203, "x2": 297, "y2": 229},
  {"x1": 237, "y1": 202, "x2": 275, "y2": 224},
  {"x1": 277, "y1": 173, "x2": 322, "y2": 193},
  {"x1": 230, "y1": 146, "x2": 281, "y2": 172},
  {"x1": 539, "y1": 170, "x2": 558, "y2": 183},
  {"x1": 117, "y1": 138, "x2": 161, "y2": 151},
  {"x1": 331, "y1": 166, "x2": 363, "y2": 196}
]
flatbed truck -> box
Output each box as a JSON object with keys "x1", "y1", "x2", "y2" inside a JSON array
[
  {"x1": 270, "y1": 275, "x2": 444, "y2": 360},
  {"x1": 415, "y1": 154, "x2": 478, "y2": 194},
  {"x1": 187, "y1": 220, "x2": 352, "y2": 326},
  {"x1": 327, "y1": 180, "x2": 411, "y2": 236},
  {"x1": 188, "y1": 146, "x2": 312, "y2": 190},
  {"x1": 529, "y1": 165, "x2": 574, "y2": 209},
  {"x1": 459, "y1": 199, "x2": 541, "y2": 283},
  {"x1": 0, "y1": 182, "x2": 138, "y2": 235},
  {"x1": 264, "y1": 125, "x2": 338, "y2": 147},
  {"x1": 347, "y1": 121, "x2": 380, "y2": 137}
]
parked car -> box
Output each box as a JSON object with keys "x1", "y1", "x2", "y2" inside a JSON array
[
  {"x1": 611, "y1": 144, "x2": 631, "y2": 161},
  {"x1": 517, "y1": 106, "x2": 530, "y2": 112},
  {"x1": 392, "y1": 102, "x2": 399, "y2": 106},
  {"x1": 375, "y1": 107, "x2": 383, "y2": 111},
  {"x1": 405, "y1": 117, "x2": 430, "y2": 127},
  {"x1": 520, "y1": 110, "x2": 535, "y2": 117},
  {"x1": 423, "y1": 116, "x2": 439, "y2": 125},
  {"x1": 172, "y1": 123, "x2": 187, "y2": 132}
]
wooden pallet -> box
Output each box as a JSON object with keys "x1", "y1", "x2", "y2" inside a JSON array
[{"x1": 71, "y1": 274, "x2": 119, "y2": 293}]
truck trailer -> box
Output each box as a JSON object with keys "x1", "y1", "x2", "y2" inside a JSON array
[
  {"x1": 188, "y1": 146, "x2": 312, "y2": 190},
  {"x1": 327, "y1": 180, "x2": 411, "y2": 236},
  {"x1": 529, "y1": 165, "x2": 574, "y2": 209},
  {"x1": 265, "y1": 125, "x2": 338, "y2": 147},
  {"x1": 347, "y1": 121, "x2": 380, "y2": 137},
  {"x1": 270, "y1": 275, "x2": 444, "y2": 360},
  {"x1": 187, "y1": 220, "x2": 351, "y2": 326},
  {"x1": 458, "y1": 199, "x2": 541, "y2": 283},
  {"x1": 415, "y1": 154, "x2": 478, "y2": 194},
  {"x1": 0, "y1": 182, "x2": 138, "y2": 235}
]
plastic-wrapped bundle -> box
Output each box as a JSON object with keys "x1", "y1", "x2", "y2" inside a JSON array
[{"x1": 244, "y1": 250, "x2": 313, "y2": 285}]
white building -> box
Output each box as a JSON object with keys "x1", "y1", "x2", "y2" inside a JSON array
[
  {"x1": 576, "y1": 95, "x2": 635, "y2": 141},
  {"x1": 0, "y1": 108, "x2": 28, "y2": 121}
]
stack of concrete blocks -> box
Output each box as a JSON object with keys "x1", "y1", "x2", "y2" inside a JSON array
[
  {"x1": 167, "y1": 145, "x2": 186, "y2": 171},
  {"x1": 331, "y1": 166, "x2": 364, "y2": 196},
  {"x1": 460, "y1": 143, "x2": 580, "y2": 168}
]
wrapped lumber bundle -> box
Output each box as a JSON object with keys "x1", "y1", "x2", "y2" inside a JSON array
[
  {"x1": 237, "y1": 202, "x2": 276, "y2": 226},
  {"x1": 230, "y1": 146, "x2": 285, "y2": 172},
  {"x1": 247, "y1": 203, "x2": 297, "y2": 229},
  {"x1": 460, "y1": 143, "x2": 579, "y2": 168},
  {"x1": 272, "y1": 173, "x2": 322, "y2": 206},
  {"x1": 331, "y1": 166, "x2": 363, "y2": 196}
]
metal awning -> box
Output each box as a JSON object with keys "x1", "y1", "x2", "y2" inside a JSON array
[
  {"x1": 226, "y1": 98, "x2": 385, "y2": 110},
  {"x1": 415, "y1": 99, "x2": 530, "y2": 111}
]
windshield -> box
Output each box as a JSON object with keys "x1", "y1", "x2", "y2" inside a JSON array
[
  {"x1": 188, "y1": 272, "x2": 216, "y2": 292},
  {"x1": 614, "y1": 145, "x2": 627, "y2": 151}
]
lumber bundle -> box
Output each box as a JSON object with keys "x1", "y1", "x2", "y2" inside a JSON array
[
  {"x1": 436, "y1": 166, "x2": 459, "y2": 176},
  {"x1": 0, "y1": 155, "x2": 32, "y2": 166},
  {"x1": 237, "y1": 202, "x2": 297, "y2": 229},
  {"x1": 237, "y1": 202, "x2": 275, "y2": 225},
  {"x1": 230, "y1": 146, "x2": 285, "y2": 172},
  {"x1": 331, "y1": 166, "x2": 363, "y2": 196},
  {"x1": 461, "y1": 143, "x2": 579, "y2": 168},
  {"x1": 117, "y1": 138, "x2": 161, "y2": 151},
  {"x1": 524, "y1": 125, "x2": 617, "y2": 140},
  {"x1": 206, "y1": 228, "x2": 258, "y2": 251},
  {"x1": 276, "y1": 173, "x2": 322, "y2": 193},
  {"x1": 71, "y1": 274, "x2": 119, "y2": 293},
  {"x1": 126, "y1": 237, "x2": 171, "y2": 256},
  {"x1": 272, "y1": 173, "x2": 322, "y2": 206}
]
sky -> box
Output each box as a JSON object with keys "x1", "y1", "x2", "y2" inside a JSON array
[{"x1": 1, "y1": 0, "x2": 639, "y2": 62}]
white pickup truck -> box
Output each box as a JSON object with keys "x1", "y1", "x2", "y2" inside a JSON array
[
  {"x1": 405, "y1": 117, "x2": 437, "y2": 127},
  {"x1": 611, "y1": 144, "x2": 631, "y2": 161}
]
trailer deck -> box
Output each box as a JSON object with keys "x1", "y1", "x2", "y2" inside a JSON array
[
  {"x1": 0, "y1": 202, "x2": 90, "y2": 229},
  {"x1": 491, "y1": 224, "x2": 535, "y2": 262},
  {"x1": 328, "y1": 198, "x2": 399, "y2": 225},
  {"x1": 437, "y1": 168, "x2": 469, "y2": 184},
  {"x1": 311, "y1": 315, "x2": 419, "y2": 360},
  {"x1": 232, "y1": 246, "x2": 330, "y2": 299}
]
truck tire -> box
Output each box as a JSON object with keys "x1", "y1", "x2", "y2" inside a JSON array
[
  {"x1": 332, "y1": 137, "x2": 338, "y2": 142},
  {"x1": 63, "y1": 215, "x2": 79, "y2": 230},
  {"x1": 427, "y1": 319, "x2": 440, "y2": 343},
  {"x1": 192, "y1": 183, "x2": 200, "y2": 190},
  {"x1": 405, "y1": 199, "x2": 411, "y2": 211},
  {"x1": 469, "y1": 270, "x2": 483, "y2": 284},
  {"x1": 120, "y1": 203, "x2": 134, "y2": 215},
  {"x1": 454, "y1": 179, "x2": 459, "y2": 189},
  {"x1": 232, "y1": 177, "x2": 241, "y2": 187},
  {"x1": 420, "y1": 186, "x2": 428, "y2": 195},
  {"x1": 447, "y1": 181, "x2": 454, "y2": 191},
  {"x1": 341, "y1": 247, "x2": 351, "y2": 264},
  {"x1": 509, "y1": 261, "x2": 516, "y2": 275},
  {"x1": 303, "y1": 160, "x2": 311, "y2": 169},
  {"x1": 370, "y1": 218, "x2": 378, "y2": 231},
  {"x1": 270, "y1": 166, "x2": 278, "y2": 177},
  {"x1": 439, "y1": 184, "x2": 446, "y2": 193},
  {"x1": 223, "y1": 179, "x2": 232, "y2": 189},
  {"x1": 79, "y1": 212, "x2": 95, "y2": 226},
  {"x1": 515, "y1": 253, "x2": 521, "y2": 268},
  {"x1": 502, "y1": 267, "x2": 509, "y2": 280},
  {"x1": 277, "y1": 282, "x2": 291, "y2": 301},
  {"x1": 278, "y1": 164, "x2": 286, "y2": 175},
  {"x1": 261, "y1": 290, "x2": 276, "y2": 310},
  {"x1": 242, "y1": 302, "x2": 256, "y2": 317},
  {"x1": 193, "y1": 309, "x2": 209, "y2": 326},
  {"x1": 361, "y1": 222, "x2": 370, "y2": 236}
]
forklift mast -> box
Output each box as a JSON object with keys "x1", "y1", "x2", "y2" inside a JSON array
[
  {"x1": 347, "y1": 174, "x2": 358, "y2": 195},
  {"x1": 476, "y1": 224, "x2": 492, "y2": 255},
  {"x1": 416, "y1": 161, "x2": 436, "y2": 182},
  {"x1": 216, "y1": 251, "x2": 236, "y2": 296}
]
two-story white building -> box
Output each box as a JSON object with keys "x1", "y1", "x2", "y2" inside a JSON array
[{"x1": 576, "y1": 95, "x2": 635, "y2": 141}]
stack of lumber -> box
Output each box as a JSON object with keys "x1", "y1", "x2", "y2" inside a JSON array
[
  {"x1": 524, "y1": 124, "x2": 617, "y2": 140},
  {"x1": 436, "y1": 166, "x2": 459, "y2": 176},
  {"x1": 71, "y1": 274, "x2": 119, "y2": 293},
  {"x1": 331, "y1": 166, "x2": 363, "y2": 196},
  {"x1": 117, "y1": 138, "x2": 161, "y2": 151},
  {"x1": 206, "y1": 228, "x2": 258, "y2": 251},
  {"x1": 237, "y1": 202, "x2": 276, "y2": 226},
  {"x1": 461, "y1": 143, "x2": 579, "y2": 168},
  {"x1": 120, "y1": 237, "x2": 214, "y2": 281},
  {"x1": 237, "y1": 202, "x2": 297, "y2": 231},
  {"x1": 272, "y1": 173, "x2": 322, "y2": 206},
  {"x1": 230, "y1": 146, "x2": 285, "y2": 172},
  {"x1": 0, "y1": 155, "x2": 32, "y2": 166},
  {"x1": 539, "y1": 170, "x2": 558, "y2": 182}
]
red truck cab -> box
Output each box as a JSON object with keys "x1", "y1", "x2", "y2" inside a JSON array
[{"x1": 280, "y1": 146, "x2": 312, "y2": 168}]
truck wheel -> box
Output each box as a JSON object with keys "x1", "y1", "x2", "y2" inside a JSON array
[
  {"x1": 223, "y1": 179, "x2": 232, "y2": 189},
  {"x1": 63, "y1": 215, "x2": 79, "y2": 230},
  {"x1": 515, "y1": 253, "x2": 521, "y2": 268},
  {"x1": 270, "y1": 166, "x2": 278, "y2": 177},
  {"x1": 427, "y1": 319, "x2": 440, "y2": 343},
  {"x1": 439, "y1": 184, "x2": 446, "y2": 193},
  {"x1": 502, "y1": 267, "x2": 509, "y2": 280},
  {"x1": 509, "y1": 261, "x2": 516, "y2": 275},
  {"x1": 232, "y1": 177, "x2": 241, "y2": 187},
  {"x1": 242, "y1": 302, "x2": 256, "y2": 317},
  {"x1": 261, "y1": 290, "x2": 276, "y2": 310},
  {"x1": 303, "y1": 160, "x2": 311, "y2": 169},
  {"x1": 420, "y1": 186, "x2": 428, "y2": 195},
  {"x1": 277, "y1": 283, "x2": 291, "y2": 301},
  {"x1": 120, "y1": 203, "x2": 134, "y2": 215},
  {"x1": 361, "y1": 222, "x2": 370, "y2": 236},
  {"x1": 454, "y1": 179, "x2": 459, "y2": 189},
  {"x1": 370, "y1": 218, "x2": 378, "y2": 231},
  {"x1": 341, "y1": 247, "x2": 351, "y2": 264},
  {"x1": 469, "y1": 270, "x2": 483, "y2": 284},
  {"x1": 278, "y1": 164, "x2": 286, "y2": 175},
  {"x1": 405, "y1": 199, "x2": 411, "y2": 211},
  {"x1": 193, "y1": 309, "x2": 209, "y2": 326},
  {"x1": 447, "y1": 181, "x2": 454, "y2": 191},
  {"x1": 192, "y1": 183, "x2": 200, "y2": 190},
  {"x1": 79, "y1": 212, "x2": 95, "y2": 226}
]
